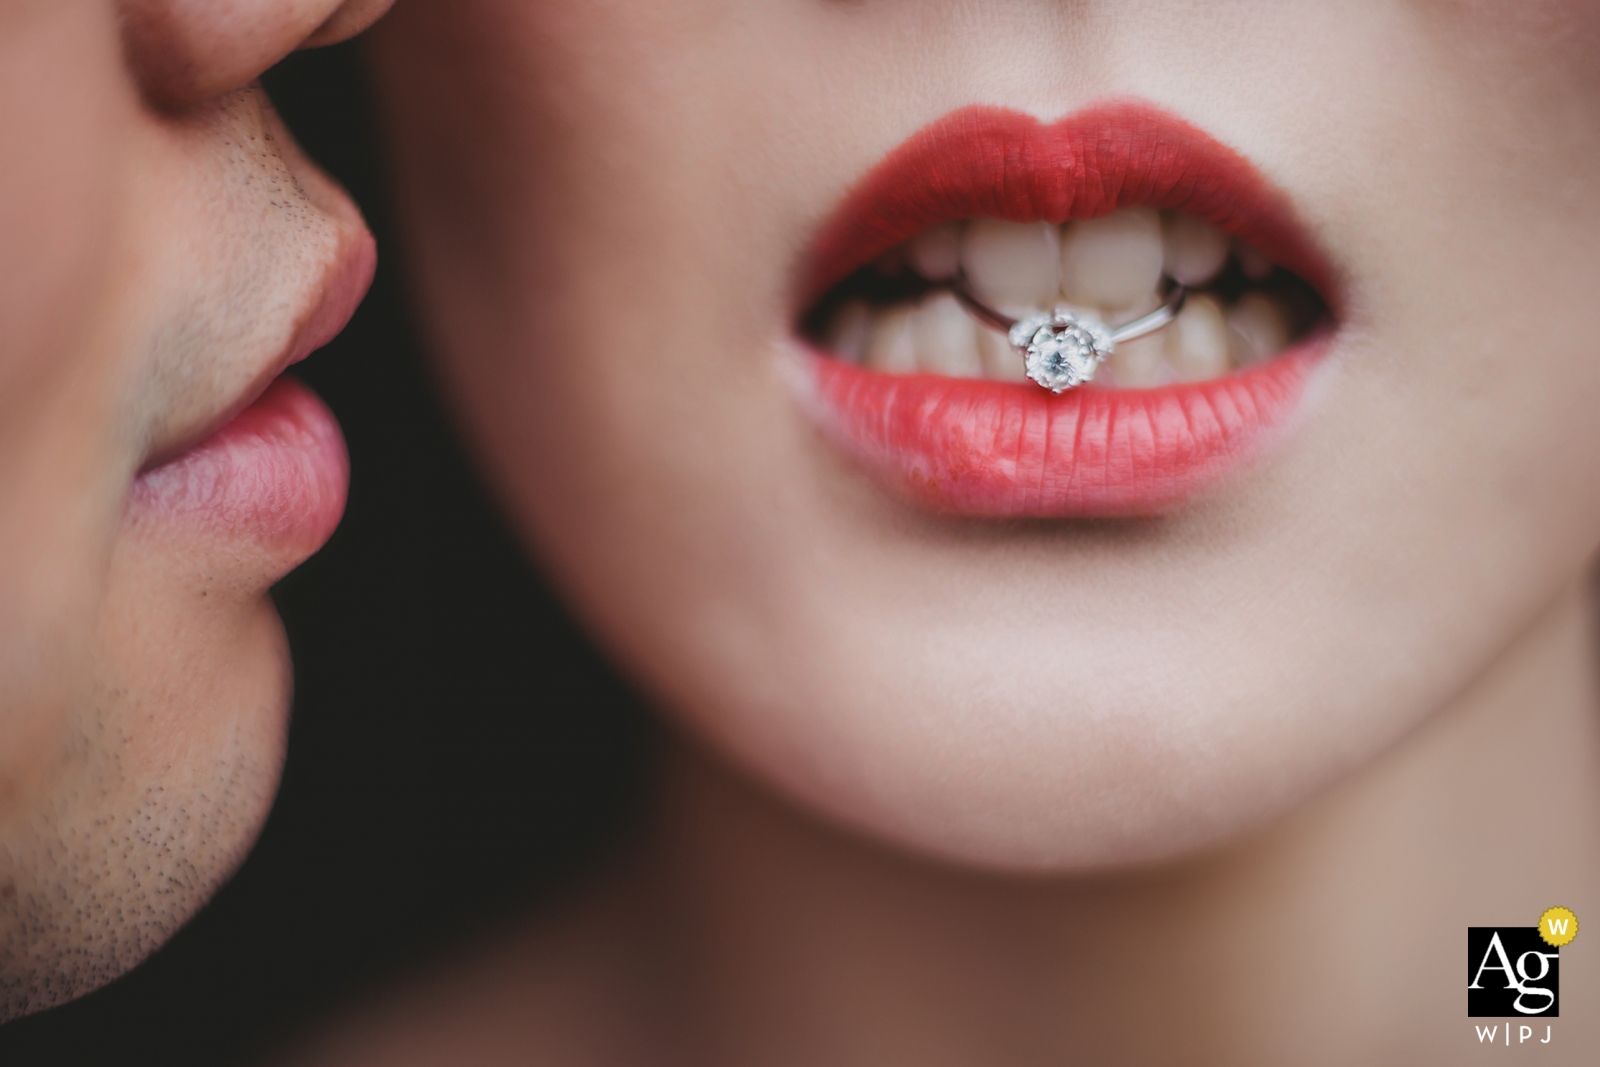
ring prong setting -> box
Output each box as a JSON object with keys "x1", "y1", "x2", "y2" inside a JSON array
[{"x1": 1013, "y1": 309, "x2": 1114, "y2": 393}]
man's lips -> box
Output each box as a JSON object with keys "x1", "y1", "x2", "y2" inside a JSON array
[
  {"x1": 128, "y1": 229, "x2": 374, "y2": 560},
  {"x1": 796, "y1": 100, "x2": 1336, "y2": 518},
  {"x1": 288, "y1": 228, "x2": 379, "y2": 371},
  {"x1": 140, "y1": 229, "x2": 376, "y2": 473},
  {"x1": 128, "y1": 376, "x2": 349, "y2": 565}
]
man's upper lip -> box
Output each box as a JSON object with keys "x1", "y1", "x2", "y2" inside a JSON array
[
  {"x1": 139, "y1": 226, "x2": 376, "y2": 474},
  {"x1": 799, "y1": 98, "x2": 1339, "y2": 315},
  {"x1": 284, "y1": 225, "x2": 378, "y2": 372}
]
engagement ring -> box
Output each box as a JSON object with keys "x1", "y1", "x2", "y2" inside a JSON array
[{"x1": 949, "y1": 278, "x2": 1188, "y2": 392}]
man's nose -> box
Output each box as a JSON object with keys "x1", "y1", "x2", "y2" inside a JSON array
[{"x1": 117, "y1": 0, "x2": 397, "y2": 104}]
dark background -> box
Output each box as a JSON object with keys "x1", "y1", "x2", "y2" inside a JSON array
[{"x1": 0, "y1": 41, "x2": 650, "y2": 1066}]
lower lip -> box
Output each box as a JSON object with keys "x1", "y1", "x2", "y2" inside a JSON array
[
  {"x1": 126, "y1": 376, "x2": 349, "y2": 563},
  {"x1": 800, "y1": 342, "x2": 1323, "y2": 518}
]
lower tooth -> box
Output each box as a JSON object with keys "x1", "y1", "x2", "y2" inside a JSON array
[
  {"x1": 910, "y1": 291, "x2": 982, "y2": 377},
  {"x1": 978, "y1": 327, "x2": 1027, "y2": 383},
  {"x1": 864, "y1": 305, "x2": 918, "y2": 373},
  {"x1": 1227, "y1": 292, "x2": 1292, "y2": 367},
  {"x1": 1166, "y1": 293, "x2": 1230, "y2": 382},
  {"x1": 823, "y1": 300, "x2": 872, "y2": 364},
  {"x1": 1105, "y1": 333, "x2": 1172, "y2": 389}
]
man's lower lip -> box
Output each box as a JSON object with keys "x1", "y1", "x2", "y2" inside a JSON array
[
  {"x1": 126, "y1": 376, "x2": 349, "y2": 563},
  {"x1": 799, "y1": 342, "x2": 1323, "y2": 518}
]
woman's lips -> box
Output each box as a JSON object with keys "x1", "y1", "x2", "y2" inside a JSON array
[
  {"x1": 805, "y1": 343, "x2": 1321, "y2": 517},
  {"x1": 796, "y1": 100, "x2": 1336, "y2": 518}
]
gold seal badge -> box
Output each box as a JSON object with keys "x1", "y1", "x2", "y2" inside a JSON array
[{"x1": 1538, "y1": 906, "x2": 1579, "y2": 948}]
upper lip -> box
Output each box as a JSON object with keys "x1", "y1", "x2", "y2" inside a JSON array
[
  {"x1": 798, "y1": 98, "x2": 1339, "y2": 318},
  {"x1": 138, "y1": 224, "x2": 376, "y2": 473}
]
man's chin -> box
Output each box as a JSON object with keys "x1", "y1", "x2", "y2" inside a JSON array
[{"x1": 0, "y1": 566, "x2": 292, "y2": 1022}]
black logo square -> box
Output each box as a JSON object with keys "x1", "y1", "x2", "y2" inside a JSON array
[{"x1": 1468, "y1": 927, "x2": 1559, "y2": 1017}]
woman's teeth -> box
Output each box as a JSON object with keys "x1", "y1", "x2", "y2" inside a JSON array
[
  {"x1": 816, "y1": 208, "x2": 1315, "y2": 389},
  {"x1": 1228, "y1": 290, "x2": 1293, "y2": 368},
  {"x1": 959, "y1": 219, "x2": 1061, "y2": 308},
  {"x1": 912, "y1": 291, "x2": 984, "y2": 378},
  {"x1": 1162, "y1": 211, "x2": 1231, "y2": 286},
  {"x1": 906, "y1": 221, "x2": 963, "y2": 281},
  {"x1": 1058, "y1": 207, "x2": 1164, "y2": 310},
  {"x1": 1167, "y1": 293, "x2": 1231, "y2": 382}
]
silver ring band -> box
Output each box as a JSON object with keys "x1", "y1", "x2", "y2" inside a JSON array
[{"x1": 949, "y1": 277, "x2": 1187, "y2": 392}]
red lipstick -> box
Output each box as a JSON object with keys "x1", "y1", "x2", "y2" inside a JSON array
[{"x1": 796, "y1": 100, "x2": 1336, "y2": 518}]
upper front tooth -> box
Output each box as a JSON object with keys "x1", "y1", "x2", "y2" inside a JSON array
[
  {"x1": 960, "y1": 219, "x2": 1061, "y2": 308},
  {"x1": 910, "y1": 291, "x2": 982, "y2": 377},
  {"x1": 1059, "y1": 207, "x2": 1164, "y2": 310},
  {"x1": 907, "y1": 221, "x2": 963, "y2": 281},
  {"x1": 1161, "y1": 212, "x2": 1230, "y2": 287}
]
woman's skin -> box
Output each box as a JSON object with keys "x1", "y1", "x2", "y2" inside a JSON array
[
  {"x1": 0, "y1": 0, "x2": 391, "y2": 1021},
  {"x1": 320, "y1": 0, "x2": 1597, "y2": 1061}
]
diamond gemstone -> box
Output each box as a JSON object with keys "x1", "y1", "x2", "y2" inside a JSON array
[{"x1": 1024, "y1": 320, "x2": 1104, "y2": 392}]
